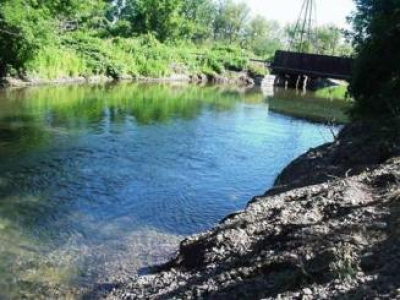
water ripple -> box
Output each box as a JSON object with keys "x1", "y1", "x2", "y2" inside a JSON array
[{"x1": 0, "y1": 83, "x2": 340, "y2": 298}]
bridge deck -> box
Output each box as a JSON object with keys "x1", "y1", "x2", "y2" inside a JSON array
[{"x1": 271, "y1": 50, "x2": 353, "y2": 80}]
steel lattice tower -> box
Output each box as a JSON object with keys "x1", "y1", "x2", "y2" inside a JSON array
[{"x1": 289, "y1": 0, "x2": 318, "y2": 53}]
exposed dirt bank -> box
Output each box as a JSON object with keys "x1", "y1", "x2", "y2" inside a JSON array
[{"x1": 106, "y1": 122, "x2": 400, "y2": 299}]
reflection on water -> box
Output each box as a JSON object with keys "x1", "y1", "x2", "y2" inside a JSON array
[
  {"x1": 0, "y1": 83, "x2": 346, "y2": 298},
  {"x1": 267, "y1": 88, "x2": 350, "y2": 124}
]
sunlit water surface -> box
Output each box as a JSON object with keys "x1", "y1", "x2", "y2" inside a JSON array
[{"x1": 0, "y1": 83, "x2": 348, "y2": 298}]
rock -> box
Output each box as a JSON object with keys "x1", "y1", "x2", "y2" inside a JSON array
[{"x1": 169, "y1": 74, "x2": 191, "y2": 82}]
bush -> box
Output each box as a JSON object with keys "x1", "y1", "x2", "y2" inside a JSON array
[
  {"x1": 27, "y1": 46, "x2": 88, "y2": 79},
  {"x1": 0, "y1": 0, "x2": 54, "y2": 76},
  {"x1": 3, "y1": 23, "x2": 256, "y2": 80},
  {"x1": 247, "y1": 63, "x2": 268, "y2": 77},
  {"x1": 196, "y1": 45, "x2": 251, "y2": 74},
  {"x1": 205, "y1": 55, "x2": 224, "y2": 73}
]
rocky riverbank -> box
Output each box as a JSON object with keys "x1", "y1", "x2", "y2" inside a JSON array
[
  {"x1": 106, "y1": 122, "x2": 400, "y2": 299},
  {"x1": 0, "y1": 70, "x2": 256, "y2": 89}
]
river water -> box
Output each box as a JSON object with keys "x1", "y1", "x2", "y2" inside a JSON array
[{"x1": 0, "y1": 83, "x2": 349, "y2": 298}]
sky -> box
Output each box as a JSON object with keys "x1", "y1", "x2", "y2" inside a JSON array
[{"x1": 244, "y1": 0, "x2": 355, "y2": 28}]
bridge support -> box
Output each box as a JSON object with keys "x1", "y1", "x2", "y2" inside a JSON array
[{"x1": 274, "y1": 74, "x2": 317, "y2": 91}]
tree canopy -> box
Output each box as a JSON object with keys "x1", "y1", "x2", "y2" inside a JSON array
[
  {"x1": 349, "y1": 0, "x2": 400, "y2": 118},
  {"x1": 120, "y1": 0, "x2": 185, "y2": 41}
]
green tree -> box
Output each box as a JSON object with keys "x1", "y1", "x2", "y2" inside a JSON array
[
  {"x1": 246, "y1": 15, "x2": 269, "y2": 43},
  {"x1": 245, "y1": 16, "x2": 283, "y2": 59},
  {"x1": 315, "y1": 25, "x2": 353, "y2": 56},
  {"x1": 39, "y1": 0, "x2": 103, "y2": 17},
  {"x1": 0, "y1": 0, "x2": 53, "y2": 76},
  {"x1": 349, "y1": 0, "x2": 400, "y2": 118},
  {"x1": 214, "y1": 0, "x2": 250, "y2": 44},
  {"x1": 316, "y1": 25, "x2": 341, "y2": 55},
  {"x1": 121, "y1": 0, "x2": 184, "y2": 41},
  {"x1": 285, "y1": 22, "x2": 316, "y2": 53},
  {"x1": 284, "y1": 22, "x2": 352, "y2": 56},
  {"x1": 180, "y1": 0, "x2": 216, "y2": 41},
  {"x1": 0, "y1": 0, "x2": 106, "y2": 76}
]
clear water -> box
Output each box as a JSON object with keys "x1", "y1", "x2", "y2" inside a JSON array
[{"x1": 0, "y1": 83, "x2": 346, "y2": 298}]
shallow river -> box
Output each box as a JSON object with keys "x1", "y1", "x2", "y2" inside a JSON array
[{"x1": 0, "y1": 83, "x2": 349, "y2": 298}]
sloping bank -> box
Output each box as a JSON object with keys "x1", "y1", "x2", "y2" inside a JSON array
[{"x1": 106, "y1": 122, "x2": 400, "y2": 299}]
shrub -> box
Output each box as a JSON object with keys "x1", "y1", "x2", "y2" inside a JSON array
[
  {"x1": 247, "y1": 63, "x2": 268, "y2": 77},
  {"x1": 26, "y1": 46, "x2": 88, "y2": 79}
]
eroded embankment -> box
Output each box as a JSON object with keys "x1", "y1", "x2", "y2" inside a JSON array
[{"x1": 106, "y1": 122, "x2": 400, "y2": 300}]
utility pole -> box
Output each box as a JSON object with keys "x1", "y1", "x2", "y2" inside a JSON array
[{"x1": 289, "y1": 0, "x2": 318, "y2": 53}]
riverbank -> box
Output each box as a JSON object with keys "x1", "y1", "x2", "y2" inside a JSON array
[
  {"x1": 105, "y1": 121, "x2": 400, "y2": 299},
  {"x1": 0, "y1": 70, "x2": 258, "y2": 89},
  {"x1": 0, "y1": 33, "x2": 267, "y2": 90}
]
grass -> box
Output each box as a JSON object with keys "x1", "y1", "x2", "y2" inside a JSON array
[
  {"x1": 315, "y1": 85, "x2": 350, "y2": 100},
  {"x1": 26, "y1": 45, "x2": 88, "y2": 79},
  {"x1": 23, "y1": 32, "x2": 253, "y2": 80}
]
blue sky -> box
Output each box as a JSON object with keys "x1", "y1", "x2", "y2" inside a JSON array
[{"x1": 244, "y1": 0, "x2": 355, "y2": 28}]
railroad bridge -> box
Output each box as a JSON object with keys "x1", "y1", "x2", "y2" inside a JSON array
[
  {"x1": 269, "y1": 50, "x2": 354, "y2": 89},
  {"x1": 271, "y1": 50, "x2": 353, "y2": 81},
  {"x1": 266, "y1": 0, "x2": 354, "y2": 89}
]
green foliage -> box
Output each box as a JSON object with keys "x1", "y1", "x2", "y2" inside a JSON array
[
  {"x1": 38, "y1": 0, "x2": 105, "y2": 17},
  {"x1": 62, "y1": 33, "x2": 136, "y2": 78},
  {"x1": 247, "y1": 63, "x2": 268, "y2": 77},
  {"x1": 26, "y1": 45, "x2": 88, "y2": 79},
  {"x1": 315, "y1": 85, "x2": 350, "y2": 101},
  {"x1": 0, "y1": 0, "x2": 54, "y2": 75},
  {"x1": 0, "y1": 0, "x2": 353, "y2": 81},
  {"x1": 0, "y1": 0, "x2": 106, "y2": 76},
  {"x1": 180, "y1": 0, "x2": 216, "y2": 41},
  {"x1": 121, "y1": 0, "x2": 185, "y2": 42},
  {"x1": 317, "y1": 25, "x2": 341, "y2": 55},
  {"x1": 286, "y1": 22, "x2": 352, "y2": 56},
  {"x1": 214, "y1": 0, "x2": 250, "y2": 44},
  {"x1": 316, "y1": 25, "x2": 353, "y2": 57},
  {"x1": 108, "y1": 20, "x2": 132, "y2": 38},
  {"x1": 349, "y1": 0, "x2": 400, "y2": 118},
  {"x1": 245, "y1": 17, "x2": 283, "y2": 59},
  {"x1": 199, "y1": 45, "x2": 250, "y2": 74}
]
